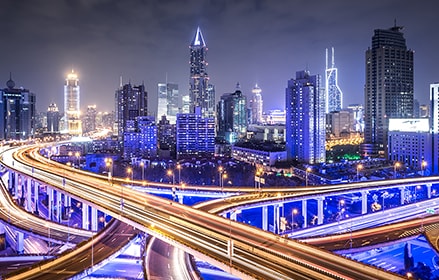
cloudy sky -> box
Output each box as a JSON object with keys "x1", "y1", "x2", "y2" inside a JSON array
[{"x1": 1, "y1": 0, "x2": 438, "y2": 114}]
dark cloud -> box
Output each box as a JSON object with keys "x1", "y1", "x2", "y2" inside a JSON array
[{"x1": 0, "y1": 0, "x2": 437, "y2": 114}]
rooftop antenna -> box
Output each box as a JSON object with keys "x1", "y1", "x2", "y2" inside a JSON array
[
  {"x1": 119, "y1": 76, "x2": 123, "y2": 87},
  {"x1": 332, "y1": 47, "x2": 335, "y2": 68}
]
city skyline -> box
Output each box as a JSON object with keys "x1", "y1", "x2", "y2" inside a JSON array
[{"x1": 1, "y1": 0, "x2": 438, "y2": 114}]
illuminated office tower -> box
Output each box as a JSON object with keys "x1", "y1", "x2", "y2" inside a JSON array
[
  {"x1": 363, "y1": 25, "x2": 414, "y2": 157},
  {"x1": 325, "y1": 47, "x2": 343, "y2": 113},
  {"x1": 0, "y1": 76, "x2": 36, "y2": 140},
  {"x1": 189, "y1": 27, "x2": 215, "y2": 117},
  {"x1": 217, "y1": 84, "x2": 247, "y2": 144},
  {"x1": 64, "y1": 70, "x2": 82, "y2": 136},
  {"x1": 157, "y1": 83, "x2": 179, "y2": 124},
  {"x1": 115, "y1": 82, "x2": 148, "y2": 143},
  {"x1": 285, "y1": 70, "x2": 325, "y2": 164},
  {"x1": 249, "y1": 84, "x2": 263, "y2": 124},
  {"x1": 47, "y1": 103, "x2": 60, "y2": 133}
]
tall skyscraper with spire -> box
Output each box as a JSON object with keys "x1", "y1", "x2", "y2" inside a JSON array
[
  {"x1": 363, "y1": 25, "x2": 414, "y2": 157},
  {"x1": 189, "y1": 27, "x2": 215, "y2": 118},
  {"x1": 325, "y1": 47, "x2": 343, "y2": 113},
  {"x1": 249, "y1": 84, "x2": 263, "y2": 124},
  {"x1": 64, "y1": 70, "x2": 82, "y2": 136}
]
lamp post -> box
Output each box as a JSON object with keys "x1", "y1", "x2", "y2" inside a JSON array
[
  {"x1": 414, "y1": 185, "x2": 421, "y2": 202},
  {"x1": 394, "y1": 162, "x2": 400, "y2": 179},
  {"x1": 167, "y1": 170, "x2": 175, "y2": 185},
  {"x1": 140, "y1": 161, "x2": 145, "y2": 182},
  {"x1": 305, "y1": 167, "x2": 311, "y2": 186},
  {"x1": 75, "y1": 152, "x2": 80, "y2": 168},
  {"x1": 382, "y1": 191, "x2": 389, "y2": 212},
  {"x1": 338, "y1": 199, "x2": 345, "y2": 221},
  {"x1": 105, "y1": 158, "x2": 113, "y2": 186},
  {"x1": 176, "y1": 164, "x2": 181, "y2": 184},
  {"x1": 421, "y1": 160, "x2": 427, "y2": 176},
  {"x1": 218, "y1": 166, "x2": 224, "y2": 187},
  {"x1": 291, "y1": 209, "x2": 298, "y2": 231},
  {"x1": 356, "y1": 164, "x2": 363, "y2": 181},
  {"x1": 67, "y1": 207, "x2": 74, "y2": 244},
  {"x1": 221, "y1": 173, "x2": 227, "y2": 191}
]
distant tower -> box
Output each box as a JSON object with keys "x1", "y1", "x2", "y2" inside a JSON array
[
  {"x1": 64, "y1": 70, "x2": 82, "y2": 135},
  {"x1": 217, "y1": 83, "x2": 248, "y2": 144},
  {"x1": 363, "y1": 25, "x2": 414, "y2": 157},
  {"x1": 83, "y1": 105, "x2": 97, "y2": 134},
  {"x1": 431, "y1": 83, "x2": 439, "y2": 174},
  {"x1": 47, "y1": 103, "x2": 60, "y2": 133},
  {"x1": 325, "y1": 47, "x2": 343, "y2": 113},
  {"x1": 189, "y1": 27, "x2": 215, "y2": 118},
  {"x1": 249, "y1": 84, "x2": 263, "y2": 124},
  {"x1": 157, "y1": 82, "x2": 179, "y2": 124},
  {"x1": 286, "y1": 70, "x2": 325, "y2": 164}
]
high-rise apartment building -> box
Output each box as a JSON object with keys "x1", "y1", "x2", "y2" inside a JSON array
[
  {"x1": 285, "y1": 70, "x2": 325, "y2": 164},
  {"x1": 64, "y1": 70, "x2": 82, "y2": 136},
  {"x1": 0, "y1": 76, "x2": 36, "y2": 140},
  {"x1": 189, "y1": 27, "x2": 215, "y2": 118},
  {"x1": 47, "y1": 103, "x2": 60, "y2": 133},
  {"x1": 249, "y1": 84, "x2": 263, "y2": 124},
  {"x1": 176, "y1": 107, "x2": 215, "y2": 159},
  {"x1": 83, "y1": 105, "x2": 97, "y2": 134},
  {"x1": 325, "y1": 47, "x2": 343, "y2": 113},
  {"x1": 115, "y1": 82, "x2": 148, "y2": 143},
  {"x1": 157, "y1": 83, "x2": 179, "y2": 124},
  {"x1": 123, "y1": 116, "x2": 157, "y2": 159},
  {"x1": 363, "y1": 25, "x2": 414, "y2": 157},
  {"x1": 217, "y1": 85, "x2": 247, "y2": 144}
]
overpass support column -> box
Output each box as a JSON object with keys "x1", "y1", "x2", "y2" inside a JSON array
[
  {"x1": 274, "y1": 204, "x2": 281, "y2": 234},
  {"x1": 14, "y1": 173, "x2": 19, "y2": 197},
  {"x1": 16, "y1": 231, "x2": 24, "y2": 254},
  {"x1": 56, "y1": 191, "x2": 62, "y2": 222},
  {"x1": 178, "y1": 195, "x2": 184, "y2": 204},
  {"x1": 230, "y1": 211, "x2": 237, "y2": 221},
  {"x1": 317, "y1": 197, "x2": 324, "y2": 225},
  {"x1": 91, "y1": 207, "x2": 98, "y2": 231},
  {"x1": 8, "y1": 171, "x2": 14, "y2": 193},
  {"x1": 427, "y1": 184, "x2": 432, "y2": 198},
  {"x1": 361, "y1": 191, "x2": 368, "y2": 214},
  {"x1": 262, "y1": 205, "x2": 268, "y2": 231},
  {"x1": 302, "y1": 200, "x2": 307, "y2": 228},
  {"x1": 82, "y1": 204, "x2": 89, "y2": 230},
  {"x1": 400, "y1": 187, "x2": 406, "y2": 205},
  {"x1": 26, "y1": 178, "x2": 32, "y2": 212},
  {"x1": 34, "y1": 182, "x2": 39, "y2": 214},
  {"x1": 48, "y1": 187, "x2": 54, "y2": 221}
]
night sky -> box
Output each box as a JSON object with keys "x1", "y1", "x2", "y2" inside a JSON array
[{"x1": 1, "y1": 0, "x2": 438, "y2": 115}]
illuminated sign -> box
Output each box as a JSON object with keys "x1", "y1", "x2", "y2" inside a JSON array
[{"x1": 388, "y1": 118, "x2": 429, "y2": 132}]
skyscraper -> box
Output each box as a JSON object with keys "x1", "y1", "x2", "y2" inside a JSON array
[
  {"x1": 83, "y1": 105, "x2": 97, "y2": 134},
  {"x1": 64, "y1": 70, "x2": 82, "y2": 136},
  {"x1": 217, "y1": 84, "x2": 248, "y2": 144},
  {"x1": 47, "y1": 103, "x2": 60, "y2": 133},
  {"x1": 157, "y1": 83, "x2": 179, "y2": 124},
  {"x1": 363, "y1": 25, "x2": 414, "y2": 157},
  {"x1": 430, "y1": 83, "x2": 439, "y2": 174},
  {"x1": 325, "y1": 47, "x2": 343, "y2": 113},
  {"x1": 0, "y1": 76, "x2": 36, "y2": 140},
  {"x1": 249, "y1": 84, "x2": 263, "y2": 124},
  {"x1": 115, "y1": 82, "x2": 148, "y2": 145},
  {"x1": 285, "y1": 70, "x2": 325, "y2": 164},
  {"x1": 189, "y1": 27, "x2": 215, "y2": 118}
]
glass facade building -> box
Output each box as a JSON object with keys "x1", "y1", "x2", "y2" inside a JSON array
[
  {"x1": 64, "y1": 70, "x2": 82, "y2": 135},
  {"x1": 217, "y1": 86, "x2": 247, "y2": 144},
  {"x1": 325, "y1": 47, "x2": 343, "y2": 113}
]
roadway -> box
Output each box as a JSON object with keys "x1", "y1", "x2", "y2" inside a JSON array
[{"x1": 2, "y1": 144, "x2": 406, "y2": 279}]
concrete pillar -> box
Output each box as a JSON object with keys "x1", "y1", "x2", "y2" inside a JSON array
[
  {"x1": 34, "y1": 182, "x2": 39, "y2": 214},
  {"x1": 82, "y1": 204, "x2": 89, "y2": 230},
  {"x1": 48, "y1": 187, "x2": 54, "y2": 221},
  {"x1": 262, "y1": 205, "x2": 268, "y2": 231},
  {"x1": 302, "y1": 200, "x2": 307, "y2": 228},
  {"x1": 16, "y1": 231, "x2": 24, "y2": 254},
  {"x1": 14, "y1": 173, "x2": 19, "y2": 197},
  {"x1": 178, "y1": 195, "x2": 184, "y2": 204},
  {"x1": 8, "y1": 171, "x2": 14, "y2": 193},
  {"x1": 361, "y1": 191, "x2": 368, "y2": 214},
  {"x1": 427, "y1": 184, "x2": 432, "y2": 199},
  {"x1": 230, "y1": 211, "x2": 237, "y2": 221},
  {"x1": 91, "y1": 208, "x2": 98, "y2": 231},
  {"x1": 56, "y1": 191, "x2": 62, "y2": 222},
  {"x1": 274, "y1": 204, "x2": 280, "y2": 234},
  {"x1": 26, "y1": 178, "x2": 32, "y2": 212},
  {"x1": 400, "y1": 187, "x2": 405, "y2": 205},
  {"x1": 317, "y1": 197, "x2": 324, "y2": 225}
]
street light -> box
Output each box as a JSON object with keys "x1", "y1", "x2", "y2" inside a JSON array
[
  {"x1": 394, "y1": 162, "x2": 400, "y2": 179},
  {"x1": 221, "y1": 173, "x2": 227, "y2": 191},
  {"x1": 338, "y1": 199, "x2": 345, "y2": 221},
  {"x1": 382, "y1": 191, "x2": 389, "y2": 212},
  {"x1": 105, "y1": 158, "x2": 113, "y2": 185},
  {"x1": 305, "y1": 167, "x2": 311, "y2": 186},
  {"x1": 140, "y1": 161, "x2": 145, "y2": 182},
  {"x1": 75, "y1": 152, "x2": 80, "y2": 168},
  {"x1": 167, "y1": 170, "x2": 175, "y2": 185},
  {"x1": 291, "y1": 209, "x2": 298, "y2": 231},
  {"x1": 414, "y1": 185, "x2": 421, "y2": 202},
  {"x1": 356, "y1": 164, "x2": 363, "y2": 181},
  {"x1": 176, "y1": 164, "x2": 181, "y2": 184},
  {"x1": 421, "y1": 160, "x2": 427, "y2": 176},
  {"x1": 218, "y1": 166, "x2": 224, "y2": 187}
]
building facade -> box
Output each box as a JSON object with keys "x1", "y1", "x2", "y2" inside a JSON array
[
  {"x1": 123, "y1": 116, "x2": 157, "y2": 159},
  {"x1": 64, "y1": 70, "x2": 82, "y2": 136},
  {"x1": 285, "y1": 70, "x2": 325, "y2": 164},
  {"x1": 189, "y1": 27, "x2": 215, "y2": 117},
  {"x1": 176, "y1": 107, "x2": 215, "y2": 159},
  {"x1": 249, "y1": 84, "x2": 263, "y2": 124},
  {"x1": 363, "y1": 25, "x2": 414, "y2": 157},
  {"x1": 157, "y1": 83, "x2": 179, "y2": 124},
  {"x1": 47, "y1": 103, "x2": 61, "y2": 133},
  {"x1": 430, "y1": 83, "x2": 439, "y2": 174},
  {"x1": 0, "y1": 77, "x2": 36, "y2": 140},
  {"x1": 217, "y1": 86, "x2": 247, "y2": 144},
  {"x1": 325, "y1": 47, "x2": 343, "y2": 113},
  {"x1": 83, "y1": 105, "x2": 97, "y2": 134}
]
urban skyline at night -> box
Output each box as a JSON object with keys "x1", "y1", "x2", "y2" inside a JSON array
[{"x1": 1, "y1": 0, "x2": 438, "y2": 115}]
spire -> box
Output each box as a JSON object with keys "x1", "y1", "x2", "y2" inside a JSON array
[{"x1": 191, "y1": 26, "x2": 206, "y2": 47}]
